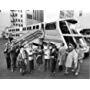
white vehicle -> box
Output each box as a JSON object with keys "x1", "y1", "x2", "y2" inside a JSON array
[{"x1": 43, "y1": 19, "x2": 90, "y2": 57}]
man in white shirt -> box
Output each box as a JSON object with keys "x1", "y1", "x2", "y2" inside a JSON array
[
  {"x1": 44, "y1": 43, "x2": 51, "y2": 71},
  {"x1": 25, "y1": 43, "x2": 34, "y2": 73}
]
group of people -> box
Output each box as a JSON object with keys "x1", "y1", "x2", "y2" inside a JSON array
[{"x1": 4, "y1": 37, "x2": 85, "y2": 76}]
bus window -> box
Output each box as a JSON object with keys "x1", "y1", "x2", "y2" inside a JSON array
[
  {"x1": 33, "y1": 26, "x2": 35, "y2": 29},
  {"x1": 71, "y1": 29, "x2": 78, "y2": 34},
  {"x1": 74, "y1": 37, "x2": 82, "y2": 44},
  {"x1": 45, "y1": 22, "x2": 56, "y2": 30},
  {"x1": 16, "y1": 34, "x2": 20, "y2": 37},
  {"x1": 12, "y1": 29, "x2": 15, "y2": 32},
  {"x1": 36, "y1": 25, "x2": 39, "y2": 29},
  {"x1": 9, "y1": 29, "x2": 11, "y2": 32},
  {"x1": 16, "y1": 29, "x2": 19, "y2": 31},
  {"x1": 59, "y1": 21, "x2": 70, "y2": 34},
  {"x1": 27, "y1": 27, "x2": 31, "y2": 30},
  {"x1": 63, "y1": 36, "x2": 77, "y2": 48},
  {"x1": 23, "y1": 27, "x2": 26, "y2": 31}
]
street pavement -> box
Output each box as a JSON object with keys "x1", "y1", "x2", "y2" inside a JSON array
[{"x1": 0, "y1": 38, "x2": 90, "y2": 79}]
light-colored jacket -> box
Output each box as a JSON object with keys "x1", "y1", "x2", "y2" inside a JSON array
[
  {"x1": 58, "y1": 46, "x2": 66, "y2": 65},
  {"x1": 65, "y1": 49, "x2": 78, "y2": 68},
  {"x1": 26, "y1": 47, "x2": 34, "y2": 61}
]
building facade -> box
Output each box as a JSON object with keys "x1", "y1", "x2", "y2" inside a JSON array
[
  {"x1": 10, "y1": 10, "x2": 44, "y2": 27},
  {"x1": 10, "y1": 10, "x2": 28, "y2": 27},
  {"x1": 33, "y1": 10, "x2": 44, "y2": 22},
  {"x1": 5, "y1": 10, "x2": 44, "y2": 38}
]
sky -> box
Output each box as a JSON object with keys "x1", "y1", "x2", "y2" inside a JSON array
[
  {"x1": 0, "y1": 10, "x2": 11, "y2": 36},
  {"x1": 44, "y1": 10, "x2": 60, "y2": 22}
]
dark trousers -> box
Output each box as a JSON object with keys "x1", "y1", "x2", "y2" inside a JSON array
[
  {"x1": 44, "y1": 59, "x2": 50, "y2": 71},
  {"x1": 29, "y1": 60, "x2": 34, "y2": 73},
  {"x1": 58, "y1": 65, "x2": 63, "y2": 72},
  {"x1": 51, "y1": 59, "x2": 56, "y2": 73},
  {"x1": 5, "y1": 53, "x2": 11, "y2": 69},
  {"x1": 10, "y1": 52, "x2": 17, "y2": 70}
]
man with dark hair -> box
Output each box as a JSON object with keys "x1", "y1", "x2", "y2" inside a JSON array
[{"x1": 44, "y1": 43, "x2": 51, "y2": 71}]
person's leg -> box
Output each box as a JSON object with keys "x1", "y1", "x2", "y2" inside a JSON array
[
  {"x1": 10, "y1": 53, "x2": 14, "y2": 72},
  {"x1": 65, "y1": 67, "x2": 69, "y2": 74},
  {"x1": 31, "y1": 60, "x2": 33, "y2": 72},
  {"x1": 29, "y1": 61, "x2": 33, "y2": 73},
  {"x1": 32, "y1": 60, "x2": 34, "y2": 70},
  {"x1": 44, "y1": 59, "x2": 47, "y2": 71},
  {"x1": 14, "y1": 55, "x2": 17, "y2": 69},
  {"x1": 29, "y1": 61, "x2": 31, "y2": 73},
  {"x1": 47, "y1": 59, "x2": 50, "y2": 71},
  {"x1": 59, "y1": 65, "x2": 63, "y2": 72},
  {"x1": 21, "y1": 61, "x2": 26, "y2": 75},
  {"x1": 75, "y1": 62, "x2": 81, "y2": 75},
  {"x1": 8, "y1": 54, "x2": 11, "y2": 69},
  {"x1": 6, "y1": 56, "x2": 9, "y2": 69},
  {"x1": 54, "y1": 60, "x2": 57, "y2": 73},
  {"x1": 51, "y1": 59, "x2": 54, "y2": 74},
  {"x1": 58, "y1": 57, "x2": 63, "y2": 71},
  {"x1": 20, "y1": 61, "x2": 23, "y2": 73}
]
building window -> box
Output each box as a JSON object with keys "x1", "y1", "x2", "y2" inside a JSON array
[
  {"x1": 21, "y1": 14, "x2": 23, "y2": 18},
  {"x1": 18, "y1": 19, "x2": 20, "y2": 22},
  {"x1": 21, "y1": 24, "x2": 23, "y2": 27},
  {"x1": 27, "y1": 14, "x2": 32, "y2": 19},
  {"x1": 16, "y1": 19, "x2": 17, "y2": 22},
  {"x1": 16, "y1": 24, "x2": 18, "y2": 26},
  {"x1": 21, "y1": 19, "x2": 23, "y2": 22},
  {"x1": 19, "y1": 24, "x2": 21, "y2": 27},
  {"x1": 15, "y1": 13, "x2": 17, "y2": 17}
]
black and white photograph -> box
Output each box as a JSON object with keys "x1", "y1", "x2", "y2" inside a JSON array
[{"x1": 0, "y1": 9, "x2": 90, "y2": 79}]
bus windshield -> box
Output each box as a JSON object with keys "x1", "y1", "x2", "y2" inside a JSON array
[
  {"x1": 59, "y1": 21, "x2": 70, "y2": 34},
  {"x1": 45, "y1": 22, "x2": 56, "y2": 30}
]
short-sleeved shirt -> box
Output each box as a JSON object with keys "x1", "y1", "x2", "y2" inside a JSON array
[
  {"x1": 44, "y1": 48, "x2": 50, "y2": 59},
  {"x1": 26, "y1": 47, "x2": 34, "y2": 61}
]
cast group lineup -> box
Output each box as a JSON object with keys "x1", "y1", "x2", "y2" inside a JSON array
[{"x1": 4, "y1": 36, "x2": 85, "y2": 76}]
